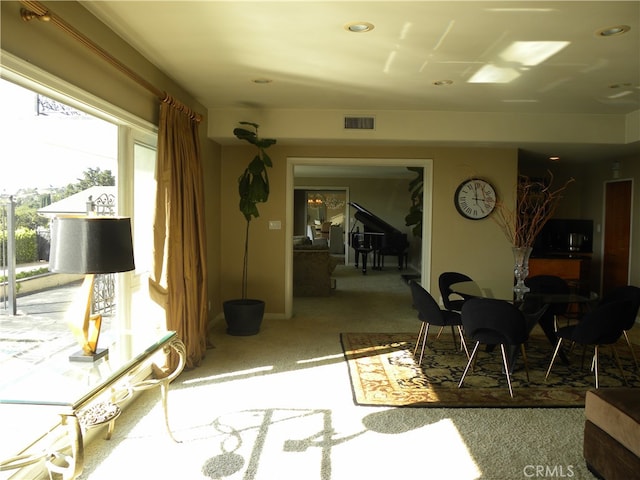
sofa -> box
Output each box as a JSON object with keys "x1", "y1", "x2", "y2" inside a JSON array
[
  {"x1": 293, "y1": 243, "x2": 339, "y2": 297},
  {"x1": 584, "y1": 388, "x2": 639, "y2": 479}
]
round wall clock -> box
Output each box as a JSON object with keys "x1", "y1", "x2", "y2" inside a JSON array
[{"x1": 454, "y1": 178, "x2": 497, "y2": 220}]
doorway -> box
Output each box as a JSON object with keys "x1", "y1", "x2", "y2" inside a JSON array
[
  {"x1": 602, "y1": 179, "x2": 633, "y2": 294},
  {"x1": 285, "y1": 157, "x2": 433, "y2": 319}
]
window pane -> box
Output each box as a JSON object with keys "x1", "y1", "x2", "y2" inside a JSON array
[{"x1": 133, "y1": 142, "x2": 157, "y2": 275}]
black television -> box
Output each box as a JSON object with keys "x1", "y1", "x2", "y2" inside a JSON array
[{"x1": 533, "y1": 219, "x2": 593, "y2": 255}]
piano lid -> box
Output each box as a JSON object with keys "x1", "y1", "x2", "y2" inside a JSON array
[{"x1": 349, "y1": 202, "x2": 402, "y2": 234}]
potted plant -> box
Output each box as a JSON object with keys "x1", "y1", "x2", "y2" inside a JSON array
[{"x1": 223, "y1": 122, "x2": 277, "y2": 335}]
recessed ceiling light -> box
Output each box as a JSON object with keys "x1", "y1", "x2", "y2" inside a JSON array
[
  {"x1": 252, "y1": 78, "x2": 272, "y2": 84},
  {"x1": 597, "y1": 25, "x2": 630, "y2": 37},
  {"x1": 549, "y1": 156, "x2": 560, "y2": 162},
  {"x1": 345, "y1": 22, "x2": 374, "y2": 33},
  {"x1": 433, "y1": 79, "x2": 453, "y2": 86}
]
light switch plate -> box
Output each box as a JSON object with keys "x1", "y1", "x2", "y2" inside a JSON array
[{"x1": 269, "y1": 220, "x2": 281, "y2": 230}]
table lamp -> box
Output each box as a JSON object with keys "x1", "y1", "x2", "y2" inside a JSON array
[{"x1": 49, "y1": 215, "x2": 135, "y2": 362}]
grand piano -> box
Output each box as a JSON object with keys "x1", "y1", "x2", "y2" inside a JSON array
[{"x1": 349, "y1": 202, "x2": 410, "y2": 274}]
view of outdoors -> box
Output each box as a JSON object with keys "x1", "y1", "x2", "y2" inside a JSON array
[
  {"x1": 0, "y1": 69, "x2": 162, "y2": 474},
  {"x1": 0, "y1": 77, "x2": 118, "y2": 398}
]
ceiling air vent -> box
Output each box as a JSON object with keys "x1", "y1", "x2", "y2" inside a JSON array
[{"x1": 344, "y1": 116, "x2": 375, "y2": 130}]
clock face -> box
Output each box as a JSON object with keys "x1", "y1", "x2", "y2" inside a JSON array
[{"x1": 454, "y1": 178, "x2": 497, "y2": 220}]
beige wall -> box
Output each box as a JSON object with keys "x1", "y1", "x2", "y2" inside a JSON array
[
  {"x1": 220, "y1": 145, "x2": 518, "y2": 315},
  {"x1": 1, "y1": 0, "x2": 222, "y2": 323}
]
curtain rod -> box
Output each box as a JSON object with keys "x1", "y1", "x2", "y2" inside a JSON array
[{"x1": 20, "y1": 1, "x2": 202, "y2": 122}]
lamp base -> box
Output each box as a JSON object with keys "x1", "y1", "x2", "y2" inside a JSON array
[{"x1": 69, "y1": 347, "x2": 109, "y2": 363}]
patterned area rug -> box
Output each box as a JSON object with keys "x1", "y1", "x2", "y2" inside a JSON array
[{"x1": 341, "y1": 331, "x2": 640, "y2": 407}]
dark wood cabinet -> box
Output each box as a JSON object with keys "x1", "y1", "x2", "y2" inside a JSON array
[{"x1": 529, "y1": 257, "x2": 591, "y2": 293}]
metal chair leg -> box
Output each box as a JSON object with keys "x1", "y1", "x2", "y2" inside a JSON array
[
  {"x1": 593, "y1": 345, "x2": 599, "y2": 389},
  {"x1": 458, "y1": 342, "x2": 480, "y2": 389},
  {"x1": 545, "y1": 338, "x2": 564, "y2": 381},
  {"x1": 623, "y1": 331, "x2": 639, "y2": 369},
  {"x1": 418, "y1": 324, "x2": 430, "y2": 364},
  {"x1": 457, "y1": 325, "x2": 470, "y2": 359},
  {"x1": 413, "y1": 323, "x2": 425, "y2": 356},
  {"x1": 500, "y1": 344, "x2": 514, "y2": 398},
  {"x1": 520, "y1": 344, "x2": 530, "y2": 383}
]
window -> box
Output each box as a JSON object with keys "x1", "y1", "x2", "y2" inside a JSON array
[{"x1": 0, "y1": 57, "x2": 159, "y2": 467}]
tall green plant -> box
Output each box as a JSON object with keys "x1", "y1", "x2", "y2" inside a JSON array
[
  {"x1": 233, "y1": 122, "x2": 277, "y2": 299},
  {"x1": 405, "y1": 167, "x2": 423, "y2": 237}
]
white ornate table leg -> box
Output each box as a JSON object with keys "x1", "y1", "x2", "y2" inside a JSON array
[
  {"x1": 45, "y1": 414, "x2": 83, "y2": 480},
  {"x1": 161, "y1": 338, "x2": 186, "y2": 442},
  {"x1": 131, "y1": 337, "x2": 186, "y2": 442}
]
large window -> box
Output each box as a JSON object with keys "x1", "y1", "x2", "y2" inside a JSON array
[{"x1": 0, "y1": 62, "x2": 159, "y2": 466}]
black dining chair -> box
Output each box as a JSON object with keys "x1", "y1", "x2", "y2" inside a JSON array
[
  {"x1": 409, "y1": 280, "x2": 469, "y2": 364},
  {"x1": 545, "y1": 299, "x2": 632, "y2": 388},
  {"x1": 438, "y1": 271, "x2": 475, "y2": 312},
  {"x1": 598, "y1": 285, "x2": 640, "y2": 369},
  {"x1": 457, "y1": 297, "x2": 530, "y2": 398}
]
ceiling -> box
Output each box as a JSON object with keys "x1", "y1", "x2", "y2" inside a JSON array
[{"x1": 81, "y1": 1, "x2": 640, "y2": 165}]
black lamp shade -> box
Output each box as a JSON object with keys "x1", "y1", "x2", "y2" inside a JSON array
[{"x1": 49, "y1": 216, "x2": 135, "y2": 274}]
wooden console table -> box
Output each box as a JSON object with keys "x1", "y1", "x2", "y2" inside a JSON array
[{"x1": 0, "y1": 331, "x2": 185, "y2": 480}]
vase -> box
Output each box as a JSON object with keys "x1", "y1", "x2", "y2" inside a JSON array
[{"x1": 512, "y1": 246, "x2": 533, "y2": 300}]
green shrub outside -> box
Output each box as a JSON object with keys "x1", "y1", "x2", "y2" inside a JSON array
[
  {"x1": 0, "y1": 266, "x2": 50, "y2": 284},
  {"x1": 0, "y1": 227, "x2": 39, "y2": 264}
]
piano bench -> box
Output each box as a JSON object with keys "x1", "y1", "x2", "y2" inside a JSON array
[{"x1": 379, "y1": 251, "x2": 408, "y2": 270}]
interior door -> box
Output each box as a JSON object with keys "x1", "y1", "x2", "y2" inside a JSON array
[{"x1": 602, "y1": 179, "x2": 632, "y2": 294}]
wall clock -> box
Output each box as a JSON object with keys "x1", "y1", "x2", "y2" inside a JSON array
[{"x1": 454, "y1": 178, "x2": 497, "y2": 220}]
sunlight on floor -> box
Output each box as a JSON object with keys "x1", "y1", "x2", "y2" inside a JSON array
[
  {"x1": 181, "y1": 365, "x2": 275, "y2": 385},
  {"x1": 427, "y1": 418, "x2": 482, "y2": 479},
  {"x1": 296, "y1": 353, "x2": 345, "y2": 365}
]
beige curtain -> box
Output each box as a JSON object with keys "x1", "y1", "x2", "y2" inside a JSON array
[{"x1": 150, "y1": 96, "x2": 208, "y2": 369}]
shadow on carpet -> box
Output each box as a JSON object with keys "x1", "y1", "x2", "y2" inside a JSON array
[{"x1": 340, "y1": 332, "x2": 640, "y2": 408}]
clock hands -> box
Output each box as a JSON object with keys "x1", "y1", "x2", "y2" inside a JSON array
[{"x1": 455, "y1": 178, "x2": 496, "y2": 219}]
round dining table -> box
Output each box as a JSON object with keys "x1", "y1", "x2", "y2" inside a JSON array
[{"x1": 450, "y1": 280, "x2": 599, "y2": 362}]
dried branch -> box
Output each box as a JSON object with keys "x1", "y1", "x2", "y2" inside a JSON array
[{"x1": 493, "y1": 172, "x2": 574, "y2": 247}]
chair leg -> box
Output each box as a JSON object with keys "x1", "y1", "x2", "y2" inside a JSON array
[
  {"x1": 418, "y1": 324, "x2": 431, "y2": 364},
  {"x1": 413, "y1": 323, "x2": 425, "y2": 356},
  {"x1": 499, "y1": 344, "x2": 514, "y2": 398},
  {"x1": 520, "y1": 344, "x2": 530, "y2": 383},
  {"x1": 623, "y1": 331, "x2": 639, "y2": 369},
  {"x1": 458, "y1": 341, "x2": 480, "y2": 389},
  {"x1": 611, "y1": 345, "x2": 629, "y2": 387},
  {"x1": 545, "y1": 338, "x2": 564, "y2": 381},
  {"x1": 457, "y1": 325, "x2": 470, "y2": 359},
  {"x1": 593, "y1": 345, "x2": 599, "y2": 389}
]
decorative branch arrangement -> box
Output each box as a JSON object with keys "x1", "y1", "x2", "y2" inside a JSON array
[{"x1": 493, "y1": 172, "x2": 574, "y2": 247}]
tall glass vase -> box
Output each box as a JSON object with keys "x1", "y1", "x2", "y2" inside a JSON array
[{"x1": 512, "y1": 246, "x2": 533, "y2": 300}]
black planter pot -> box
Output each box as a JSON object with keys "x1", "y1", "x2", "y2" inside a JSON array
[{"x1": 223, "y1": 299, "x2": 265, "y2": 336}]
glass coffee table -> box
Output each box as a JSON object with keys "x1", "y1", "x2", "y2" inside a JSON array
[{"x1": 0, "y1": 331, "x2": 185, "y2": 479}]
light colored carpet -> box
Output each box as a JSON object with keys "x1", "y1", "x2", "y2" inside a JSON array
[{"x1": 79, "y1": 264, "x2": 598, "y2": 479}]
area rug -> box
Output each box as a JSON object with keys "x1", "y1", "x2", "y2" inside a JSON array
[{"x1": 341, "y1": 331, "x2": 640, "y2": 408}]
